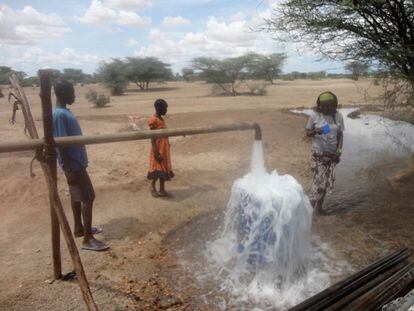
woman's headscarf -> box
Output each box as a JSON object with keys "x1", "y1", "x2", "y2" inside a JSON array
[{"x1": 316, "y1": 91, "x2": 338, "y2": 114}]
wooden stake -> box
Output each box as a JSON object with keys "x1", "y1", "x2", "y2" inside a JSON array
[
  {"x1": 38, "y1": 72, "x2": 62, "y2": 280},
  {"x1": 38, "y1": 70, "x2": 98, "y2": 311}
]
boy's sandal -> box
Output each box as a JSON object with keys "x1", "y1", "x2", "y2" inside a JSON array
[
  {"x1": 81, "y1": 243, "x2": 110, "y2": 252},
  {"x1": 74, "y1": 227, "x2": 103, "y2": 238}
]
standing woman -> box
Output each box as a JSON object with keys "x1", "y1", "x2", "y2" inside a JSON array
[
  {"x1": 305, "y1": 91, "x2": 344, "y2": 214},
  {"x1": 147, "y1": 99, "x2": 174, "y2": 197}
]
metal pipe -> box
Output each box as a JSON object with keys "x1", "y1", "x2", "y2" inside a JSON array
[
  {"x1": 253, "y1": 122, "x2": 262, "y2": 140},
  {"x1": 0, "y1": 122, "x2": 262, "y2": 154},
  {"x1": 305, "y1": 249, "x2": 412, "y2": 311},
  {"x1": 326, "y1": 261, "x2": 410, "y2": 311},
  {"x1": 289, "y1": 248, "x2": 411, "y2": 311},
  {"x1": 343, "y1": 263, "x2": 414, "y2": 310}
]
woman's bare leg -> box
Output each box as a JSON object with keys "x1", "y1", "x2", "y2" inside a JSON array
[
  {"x1": 150, "y1": 178, "x2": 159, "y2": 197},
  {"x1": 159, "y1": 179, "x2": 166, "y2": 194}
]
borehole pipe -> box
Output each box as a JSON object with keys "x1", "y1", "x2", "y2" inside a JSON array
[{"x1": 0, "y1": 122, "x2": 262, "y2": 154}]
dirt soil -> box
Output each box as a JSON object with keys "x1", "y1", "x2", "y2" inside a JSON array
[{"x1": 0, "y1": 79, "x2": 413, "y2": 310}]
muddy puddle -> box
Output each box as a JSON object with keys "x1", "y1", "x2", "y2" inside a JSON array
[
  {"x1": 317, "y1": 108, "x2": 413, "y2": 214},
  {"x1": 164, "y1": 109, "x2": 414, "y2": 310}
]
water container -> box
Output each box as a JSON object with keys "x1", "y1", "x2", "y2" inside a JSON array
[{"x1": 321, "y1": 123, "x2": 331, "y2": 134}]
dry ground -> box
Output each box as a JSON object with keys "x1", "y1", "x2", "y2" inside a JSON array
[{"x1": 0, "y1": 79, "x2": 412, "y2": 310}]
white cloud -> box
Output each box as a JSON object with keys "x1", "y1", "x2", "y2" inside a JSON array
[
  {"x1": 0, "y1": 5, "x2": 70, "y2": 45},
  {"x1": 76, "y1": 0, "x2": 151, "y2": 27},
  {"x1": 126, "y1": 38, "x2": 139, "y2": 47},
  {"x1": 182, "y1": 32, "x2": 206, "y2": 45},
  {"x1": 230, "y1": 11, "x2": 246, "y2": 22},
  {"x1": 148, "y1": 28, "x2": 166, "y2": 41},
  {"x1": 105, "y1": 27, "x2": 123, "y2": 34},
  {"x1": 76, "y1": 0, "x2": 117, "y2": 25},
  {"x1": 136, "y1": 15, "x2": 276, "y2": 67},
  {"x1": 268, "y1": 0, "x2": 284, "y2": 10},
  {"x1": 105, "y1": 0, "x2": 151, "y2": 10},
  {"x1": 162, "y1": 16, "x2": 191, "y2": 27},
  {"x1": 117, "y1": 10, "x2": 151, "y2": 26},
  {"x1": 0, "y1": 45, "x2": 100, "y2": 74},
  {"x1": 205, "y1": 17, "x2": 256, "y2": 44}
]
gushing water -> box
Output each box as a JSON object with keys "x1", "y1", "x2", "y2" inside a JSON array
[{"x1": 205, "y1": 141, "x2": 331, "y2": 310}]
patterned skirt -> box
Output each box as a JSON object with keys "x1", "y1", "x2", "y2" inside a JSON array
[{"x1": 309, "y1": 151, "x2": 337, "y2": 205}]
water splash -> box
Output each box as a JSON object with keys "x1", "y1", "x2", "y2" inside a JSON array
[
  {"x1": 205, "y1": 141, "x2": 331, "y2": 310},
  {"x1": 250, "y1": 140, "x2": 266, "y2": 176}
]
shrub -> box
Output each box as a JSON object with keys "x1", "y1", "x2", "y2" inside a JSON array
[
  {"x1": 97, "y1": 60, "x2": 128, "y2": 95},
  {"x1": 0, "y1": 88, "x2": 3, "y2": 98},
  {"x1": 85, "y1": 89, "x2": 110, "y2": 108},
  {"x1": 247, "y1": 82, "x2": 268, "y2": 96},
  {"x1": 210, "y1": 83, "x2": 229, "y2": 96}
]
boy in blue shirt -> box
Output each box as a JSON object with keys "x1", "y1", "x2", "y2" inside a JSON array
[{"x1": 53, "y1": 80, "x2": 109, "y2": 251}]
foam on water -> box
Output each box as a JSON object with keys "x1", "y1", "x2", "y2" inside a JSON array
[{"x1": 205, "y1": 141, "x2": 332, "y2": 310}]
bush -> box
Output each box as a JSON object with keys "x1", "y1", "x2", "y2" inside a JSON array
[
  {"x1": 85, "y1": 89, "x2": 110, "y2": 108},
  {"x1": 97, "y1": 60, "x2": 128, "y2": 95},
  {"x1": 0, "y1": 88, "x2": 3, "y2": 98},
  {"x1": 211, "y1": 83, "x2": 235, "y2": 96},
  {"x1": 247, "y1": 82, "x2": 268, "y2": 96}
]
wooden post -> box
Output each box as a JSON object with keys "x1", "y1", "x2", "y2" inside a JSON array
[
  {"x1": 38, "y1": 71, "x2": 62, "y2": 280},
  {"x1": 35, "y1": 71, "x2": 98, "y2": 311}
]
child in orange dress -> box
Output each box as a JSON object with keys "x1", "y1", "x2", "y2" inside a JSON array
[{"x1": 147, "y1": 99, "x2": 174, "y2": 197}]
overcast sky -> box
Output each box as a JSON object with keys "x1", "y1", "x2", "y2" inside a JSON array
[{"x1": 0, "y1": 0, "x2": 343, "y2": 76}]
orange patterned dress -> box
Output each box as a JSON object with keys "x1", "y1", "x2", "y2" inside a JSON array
[{"x1": 147, "y1": 115, "x2": 174, "y2": 180}]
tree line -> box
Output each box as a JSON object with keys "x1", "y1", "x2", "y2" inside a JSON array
[
  {"x1": 0, "y1": 66, "x2": 95, "y2": 87},
  {"x1": 95, "y1": 53, "x2": 287, "y2": 96},
  {"x1": 1, "y1": 55, "x2": 371, "y2": 97}
]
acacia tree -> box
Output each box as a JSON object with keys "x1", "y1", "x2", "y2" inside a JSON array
[
  {"x1": 97, "y1": 59, "x2": 128, "y2": 95},
  {"x1": 265, "y1": 0, "x2": 414, "y2": 117},
  {"x1": 125, "y1": 57, "x2": 172, "y2": 90},
  {"x1": 247, "y1": 52, "x2": 287, "y2": 84},
  {"x1": 62, "y1": 68, "x2": 88, "y2": 84},
  {"x1": 345, "y1": 61, "x2": 370, "y2": 80},
  {"x1": 192, "y1": 55, "x2": 251, "y2": 96},
  {"x1": 181, "y1": 67, "x2": 195, "y2": 82},
  {"x1": 0, "y1": 66, "x2": 26, "y2": 85}
]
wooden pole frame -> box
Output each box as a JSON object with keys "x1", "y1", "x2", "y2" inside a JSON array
[{"x1": 8, "y1": 73, "x2": 101, "y2": 310}]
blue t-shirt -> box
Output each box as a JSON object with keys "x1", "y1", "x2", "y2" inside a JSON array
[{"x1": 53, "y1": 106, "x2": 88, "y2": 171}]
